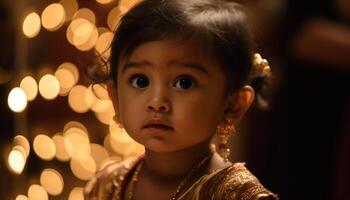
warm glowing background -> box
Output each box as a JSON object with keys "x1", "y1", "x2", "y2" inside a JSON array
[{"x1": 1, "y1": 0, "x2": 143, "y2": 199}]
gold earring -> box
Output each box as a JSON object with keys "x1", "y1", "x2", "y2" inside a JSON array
[{"x1": 216, "y1": 113, "x2": 236, "y2": 162}]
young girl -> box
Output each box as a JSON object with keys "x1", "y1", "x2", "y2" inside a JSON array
[{"x1": 85, "y1": 0, "x2": 278, "y2": 199}]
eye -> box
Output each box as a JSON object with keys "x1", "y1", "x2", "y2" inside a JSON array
[
  {"x1": 130, "y1": 74, "x2": 149, "y2": 88},
  {"x1": 174, "y1": 76, "x2": 196, "y2": 89}
]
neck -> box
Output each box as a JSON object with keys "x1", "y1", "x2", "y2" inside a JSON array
[{"x1": 143, "y1": 139, "x2": 213, "y2": 179}]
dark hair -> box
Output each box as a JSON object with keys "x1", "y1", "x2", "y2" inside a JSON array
[{"x1": 90, "y1": 0, "x2": 271, "y2": 108}]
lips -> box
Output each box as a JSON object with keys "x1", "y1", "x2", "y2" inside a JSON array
[
  {"x1": 144, "y1": 124, "x2": 173, "y2": 130},
  {"x1": 143, "y1": 119, "x2": 173, "y2": 130}
]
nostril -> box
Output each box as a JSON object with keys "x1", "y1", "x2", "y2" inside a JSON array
[{"x1": 147, "y1": 105, "x2": 168, "y2": 112}]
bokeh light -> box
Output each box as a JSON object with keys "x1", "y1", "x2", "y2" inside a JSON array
[
  {"x1": 99, "y1": 156, "x2": 122, "y2": 171},
  {"x1": 38, "y1": 74, "x2": 60, "y2": 100},
  {"x1": 107, "y1": 124, "x2": 145, "y2": 157},
  {"x1": 95, "y1": 31, "x2": 113, "y2": 59},
  {"x1": 64, "y1": 126, "x2": 90, "y2": 159},
  {"x1": 68, "y1": 85, "x2": 90, "y2": 113},
  {"x1": 90, "y1": 143, "x2": 109, "y2": 170},
  {"x1": 68, "y1": 187, "x2": 84, "y2": 200},
  {"x1": 119, "y1": 0, "x2": 140, "y2": 11},
  {"x1": 95, "y1": 107, "x2": 115, "y2": 125},
  {"x1": 55, "y1": 62, "x2": 79, "y2": 96},
  {"x1": 8, "y1": 146, "x2": 26, "y2": 174},
  {"x1": 15, "y1": 195, "x2": 28, "y2": 200},
  {"x1": 20, "y1": 76, "x2": 38, "y2": 101},
  {"x1": 72, "y1": 8, "x2": 96, "y2": 24},
  {"x1": 70, "y1": 156, "x2": 96, "y2": 180},
  {"x1": 75, "y1": 24, "x2": 98, "y2": 51},
  {"x1": 52, "y1": 134, "x2": 71, "y2": 161},
  {"x1": 96, "y1": 0, "x2": 114, "y2": 5},
  {"x1": 84, "y1": 84, "x2": 99, "y2": 110},
  {"x1": 33, "y1": 134, "x2": 56, "y2": 161},
  {"x1": 63, "y1": 121, "x2": 88, "y2": 134},
  {"x1": 86, "y1": 84, "x2": 112, "y2": 113},
  {"x1": 41, "y1": 3, "x2": 66, "y2": 31},
  {"x1": 107, "y1": 6, "x2": 124, "y2": 31},
  {"x1": 28, "y1": 184, "x2": 48, "y2": 200},
  {"x1": 67, "y1": 18, "x2": 96, "y2": 48},
  {"x1": 59, "y1": 0, "x2": 79, "y2": 22},
  {"x1": 97, "y1": 27, "x2": 110, "y2": 35},
  {"x1": 23, "y1": 12, "x2": 41, "y2": 38},
  {"x1": 8, "y1": 87, "x2": 27, "y2": 112},
  {"x1": 13, "y1": 135, "x2": 30, "y2": 157},
  {"x1": 40, "y1": 168, "x2": 64, "y2": 196}
]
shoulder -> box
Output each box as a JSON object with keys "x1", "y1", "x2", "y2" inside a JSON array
[
  {"x1": 84, "y1": 157, "x2": 138, "y2": 200},
  {"x1": 208, "y1": 162, "x2": 278, "y2": 200}
]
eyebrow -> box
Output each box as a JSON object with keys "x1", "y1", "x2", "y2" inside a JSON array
[{"x1": 121, "y1": 60, "x2": 209, "y2": 75}]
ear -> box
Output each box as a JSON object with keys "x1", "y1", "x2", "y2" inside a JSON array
[
  {"x1": 106, "y1": 80, "x2": 120, "y2": 122},
  {"x1": 226, "y1": 85, "x2": 255, "y2": 123}
]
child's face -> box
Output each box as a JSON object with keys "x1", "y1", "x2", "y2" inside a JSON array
[{"x1": 110, "y1": 39, "x2": 231, "y2": 153}]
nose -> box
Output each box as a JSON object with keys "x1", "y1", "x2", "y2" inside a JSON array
[{"x1": 146, "y1": 87, "x2": 171, "y2": 113}]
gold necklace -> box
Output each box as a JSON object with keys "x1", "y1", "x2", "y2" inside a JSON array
[
  {"x1": 127, "y1": 153, "x2": 213, "y2": 200},
  {"x1": 127, "y1": 159, "x2": 144, "y2": 200}
]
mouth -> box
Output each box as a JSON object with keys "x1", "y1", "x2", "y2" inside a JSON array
[{"x1": 143, "y1": 124, "x2": 173, "y2": 130}]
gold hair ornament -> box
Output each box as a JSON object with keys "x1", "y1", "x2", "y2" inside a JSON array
[{"x1": 253, "y1": 53, "x2": 271, "y2": 76}]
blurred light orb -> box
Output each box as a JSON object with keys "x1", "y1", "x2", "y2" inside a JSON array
[
  {"x1": 55, "y1": 68, "x2": 75, "y2": 95},
  {"x1": 92, "y1": 83, "x2": 109, "y2": 99},
  {"x1": 110, "y1": 126, "x2": 134, "y2": 143},
  {"x1": 75, "y1": 24, "x2": 98, "y2": 51},
  {"x1": 40, "y1": 168, "x2": 64, "y2": 195},
  {"x1": 23, "y1": 12, "x2": 41, "y2": 38},
  {"x1": 97, "y1": 27, "x2": 110, "y2": 35},
  {"x1": 8, "y1": 146, "x2": 26, "y2": 174},
  {"x1": 38, "y1": 74, "x2": 60, "y2": 100},
  {"x1": 90, "y1": 143, "x2": 109, "y2": 170},
  {"x1": 72, "y1": 8, "x2": 96, "y2": 24},
  {"x1": 85, "y1": 84, "x2": 97, "y2": 109},
  {"x1": 107, "y1": 6, "x2": 124, "y2": 31},
  {"x1": 33, "y1": 134, "x2": 56, "y2": 160},
  {"x1": 15, "y1": 195, "x2": 28, "y2": 200},
  {"x1": 63, "y1": 121, "x2": 88, "y2": 133},
  {"x1": 68, "y1": 85, "x2": 90, "y2": 113},
  {"x1": 99, "y1": 156, "x2": 122, "y2": 171},
  {"x1": 95, "y1": 108, "x2": 115, "y2": 125},
  {"x1": 28, "y1": 184, "x2": 48, "y2": 200},
  {"x1": 95, "y1": 31, "x2": 113, "y2": 59},
  {"x1": 55, "y1": 62, "x2": 79, "y2": 96},
  {"x1": 20, "y1": 76, "x2": 38, "y2": 101},
  {"x1": 70, "y1": 156, "x2": 96, "y2": 180},
  {"x1": 41, "y1": 3, "x2": 66, "y2": 31},
  {"x1": 91, "y1": 99, "x2": 112, "y2": 113},
  {"x1": 96, "y1": 0, "x2": 114, "y2": 4},
  {"x1": 52, "y1": 134, "x2": 71, "y2": 161},
  {"x1": 64, "y1": 127, "x2": 90, "y2": 159},
  {"x1": 68, "y1": 187, "x2": 84, "y2": 200},
  {"x1": 119, "y1": 0, "x2": 140, "y2": 11},
  {"x1": 13, "y1": 135, "x2": 30, "y2": 157},
  {"x1": 8, "y1": 87, "x2": 27, "y2": 112},
  {"x1": 59, "y1": 0, "x2": 78, "y2": 21},
  {"x1": 67, "y1": 18, "x2": 95, "y2": 47}
]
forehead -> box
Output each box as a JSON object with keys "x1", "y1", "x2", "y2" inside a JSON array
[{"x1": 119, "y1": 39, "x2": 218, "y2": 67}]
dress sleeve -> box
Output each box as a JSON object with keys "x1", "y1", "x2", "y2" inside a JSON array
[
  {"x1": 218, "y1": 163, "x2": 279, "y2": 200},
  {"x1": 236, "y1": 181, "x2": 279, "y2": 200}
]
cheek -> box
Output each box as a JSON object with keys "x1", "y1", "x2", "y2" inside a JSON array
[{"x1": 174, "y1": 95, "x2": 224, "y2": 133}]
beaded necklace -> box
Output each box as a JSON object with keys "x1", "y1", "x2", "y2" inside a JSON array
[{"x1": 127, "y1": 153, "x2": 213, "y2": 200}]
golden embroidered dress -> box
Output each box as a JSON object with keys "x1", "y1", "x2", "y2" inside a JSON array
[{"x1": 85, "y1": 157, "x2": 278, "y2": 200}]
